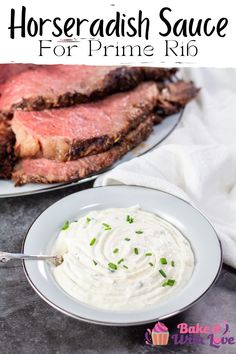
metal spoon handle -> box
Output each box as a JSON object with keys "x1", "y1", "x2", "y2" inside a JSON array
[{"x1": 0, "y1": 251, "x2": 61, "y2": 264}]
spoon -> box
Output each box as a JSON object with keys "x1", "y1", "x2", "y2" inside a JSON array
[{"x1": 0, "y1": 251, "x2": 63, "y2": 266}]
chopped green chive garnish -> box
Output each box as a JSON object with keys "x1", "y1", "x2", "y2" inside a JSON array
[
  {"x1": 167, "y1": 279, "x2": 175, "y2": 286},
  {"x1": 145, "y1": 252, "x2": 152, "y2": 256},
  {"x1": 134, "y1": 247, "x2": 139, "y2": 255},
  {"x1": 126, "y1": 215, "x2": 134, "y2": 224},
  {"x1": 86, "y1": 217, "x2": 91, "y2": 224},
  {"x1": 93, "y1": 260, "x2": 97, "y2": 266},
  {"x1": 171, "y1": 261, "x2": 175, "y2": 267},
  {"x1": 159, "y1": 269, "x2": 167, "y2": 278},
  {"x1": 108, "y1": 262, "x2": 117, "y2": 270},
  {"x1": 160, "y1": 258, "x2": 167, "y2": 265},
  {"x1": 124, "y1": 238, "x2": 131, "y2": 241},
  {"x1": 123, "y1": 265, "x2": 128, "y2": 269},
  {"x1": 118, "y1": 258, "x2": 124, "y2": 264},
  {"x1": 90, "y1": 238, "x2": 96, "y2": 246},
  {"x1": 102, "y1": 223, "x2": 112, "y2": 231},
  {"x1": 162, "y1": 279, "x2": 175, "y2": 287},
  {"x1": 135, "y1": 230, "x2": 143, "y2": 234},
  {"x1": 113, "y1": 248, "x2": 119, "y2": 254},
  {"x1": 149, "y1": 262, "x2": 154, "y2": 267},
  {"x1": 61, "y1": 221, "x2": 69, "y2": 230}
]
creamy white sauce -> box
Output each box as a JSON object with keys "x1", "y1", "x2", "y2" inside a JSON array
[{"x1": 52, "y1": 206, "x2": 194, "y2": 310}]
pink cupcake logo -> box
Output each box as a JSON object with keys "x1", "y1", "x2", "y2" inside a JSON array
[{"x1": 145, "y1": 322, "x2": 169, "y2": 346}]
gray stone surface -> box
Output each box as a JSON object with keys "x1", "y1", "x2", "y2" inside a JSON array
[{"x1": 0, "y1": 183, "x2": 235, "y2": 354}]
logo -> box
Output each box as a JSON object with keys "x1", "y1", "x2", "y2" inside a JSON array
[
  {"x1": 145, "y1": 322, "x2": 169, "y2": 346},
  {"x1": 145, "y1": 321, "x2": 235, "y2": 348}
]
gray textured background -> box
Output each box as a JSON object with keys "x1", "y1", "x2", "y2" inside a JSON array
[{"x1": 0, "y1": 183, "x2": 235, "y2": 354}]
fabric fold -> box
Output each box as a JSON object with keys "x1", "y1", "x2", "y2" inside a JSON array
[{"x1": 95, "y1": 69, "x2": 236, "y2": 268}]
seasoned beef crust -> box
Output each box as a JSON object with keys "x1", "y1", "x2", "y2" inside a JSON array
[
  {"x1": 0, "y1": 121, "x2": 16, "y2": 179},
  {"x1": 156, "y1": 81, "x2": 200, "y2": 116}
]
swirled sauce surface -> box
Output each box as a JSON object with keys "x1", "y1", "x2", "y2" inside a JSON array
[{"x1": 52, "y1": 206, "x2": 194, "y2": 310}]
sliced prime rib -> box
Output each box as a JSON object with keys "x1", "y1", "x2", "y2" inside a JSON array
[
  {"x1": 0, "y1": 121, "x2": 16, "y2": 179},
  {"x1": 11, "y1": 82, "x2": 160, "y2": 161},
  {"x1": 156, "y1": 81, "x2": 200, "y2": 117},
  {"x1": 11, "y1": 80, "x2": 198, "y2": 162},
  {"x1": 0, "y1": 64, "x2": 36, "y2": 84},
  {"x1": 13, "y1": 115, "x2": 155, "y2": 186},
  {"x1": 0, "y1": 65, "x2": 177, "y2": 119}
]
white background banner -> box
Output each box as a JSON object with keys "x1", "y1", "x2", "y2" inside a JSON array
[{"x1": 0, "y1": 0, "x2": 235, "y2": 67}]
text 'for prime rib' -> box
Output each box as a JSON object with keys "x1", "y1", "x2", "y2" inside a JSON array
[{"x1": 38, "y1": 39, "x2": 199, "y2": 58}]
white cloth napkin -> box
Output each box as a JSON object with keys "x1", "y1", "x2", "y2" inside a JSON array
[{"x1": 95, "y1": 69, "x2": 236, "y2": 268}]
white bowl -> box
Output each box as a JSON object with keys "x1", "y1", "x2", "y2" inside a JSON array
[{"x1": 22, "y1": 186, "x2": 222, "y2": 326}]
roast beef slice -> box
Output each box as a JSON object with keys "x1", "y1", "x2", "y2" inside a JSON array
[
  {"x1": 11, "y1": 81, "x2": 198, "y2": 162},
  {"x1": 13, "y1": 115, "x2": 155, "y2": 186},
  {"x1": 0, "y1": 65, "x2": 176, "y2": 119},
  {"x1": 11, "y1": 82, "x2": 159, "y2": 161}
]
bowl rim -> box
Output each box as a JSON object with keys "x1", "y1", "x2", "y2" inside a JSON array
[{"x1": 22, "y1": 185, "x2": 223, "y2": 326}]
